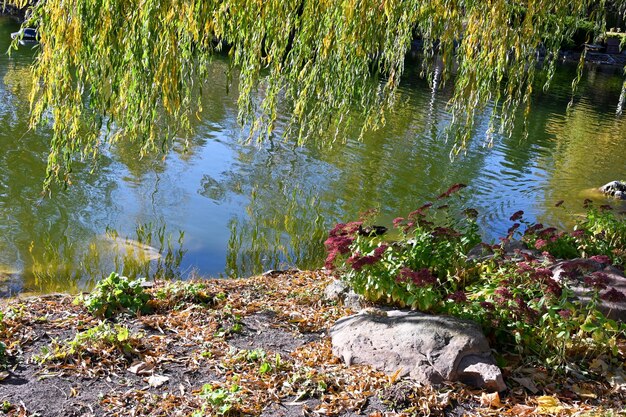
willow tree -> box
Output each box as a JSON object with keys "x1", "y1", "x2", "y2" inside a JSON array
[{"x1": 11, "y1": 0, "x2": 626, "y2": 185}]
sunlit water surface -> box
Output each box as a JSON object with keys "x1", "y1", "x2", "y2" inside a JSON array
[{"x1": 1, "y1": 16, "x2": 625, "y2": 294}]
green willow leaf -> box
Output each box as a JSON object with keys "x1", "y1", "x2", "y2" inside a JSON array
[{"x1": 7, "y1": 0, "x2": 626, "y2": 186}]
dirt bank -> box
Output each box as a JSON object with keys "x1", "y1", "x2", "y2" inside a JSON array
[{"x1": 0, "y1": 271, "x2": 623, "y2": 416}]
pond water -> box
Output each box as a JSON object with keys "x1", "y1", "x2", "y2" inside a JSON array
[{"x1": 1, "y1": 16, "x2": 625, "y2": 294}]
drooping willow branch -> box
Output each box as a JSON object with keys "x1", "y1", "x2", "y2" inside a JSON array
[{"x1": 9, "y1": 0, "x2": 625, "y2": 186}]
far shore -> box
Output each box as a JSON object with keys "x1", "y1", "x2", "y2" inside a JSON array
[{"x1": 2, "y1": 10, "x2": 625, "y2": 69}]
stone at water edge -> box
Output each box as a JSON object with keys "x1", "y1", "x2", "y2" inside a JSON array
[
  {"x1": 599, "y1": 181, "x2": 626, "y2": 199},
  {"x1": 551, "y1": 258, "x2": 626, "y2": 322},
  {"x1": 0, "y1": 269, "x2": 23, "y2": 297},
  {"x1": 323, "y1": 279, "x2": 364, "y2": 311},
  {"x1": 323, "y1": 279, "x2": 351, "y2": 300},
  {"x1": 330, "y1": 310, "x2": 506, "y2": 392},
  {"x1": 467, "y1": 240, "x2": 540, "y2": 262}
]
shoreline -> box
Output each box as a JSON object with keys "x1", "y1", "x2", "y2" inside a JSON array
[
  {"x1": 0, "y1": 6, "x2": 27, "y2": 21},
  {"x1": 1, "y1": 270, "x2": 624, "y2": 416}
]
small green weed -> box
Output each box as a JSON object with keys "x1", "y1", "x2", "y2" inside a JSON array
[
  {"x1": 213, "y1": 309, "x2": 243, "y2": 338},
  {"x1": 0, "y1": 341, "x2": 7, "y2": 369},
  {"x1": 221, "y1": 348, "x2": 284, "y2": 378},
  {"x1": 245, "y1": 348, "x2": 265, "y2": 362},
  {"x1": 283, "y1": 368, "x2": 330, "y2": 401},
  {"x1": 258, "y1": 361, "x2": 272, "y2": 374},
  {"x1": 193, "y1": 383, "x2": 241, "y2": 416},
  {"x1": 243, "y1": 349, "x2": 274, "y2": 374},
  {"x1": 0, "y1": 401, "x2": 12, "y2": 413},
  {"x1": 80, "y1": 272, "x2": 152, "y2": 318},
  {"x1": 155, "y1": 281, "x2": 215, "y2": 308},
  {"x1": 231, "y1": 322, "x2": 243, "y2": 333},
  {"x1": 37, "y1": 322, "x2": 143, "y2": 364}
]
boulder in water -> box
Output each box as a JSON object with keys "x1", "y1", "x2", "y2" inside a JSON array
[{"x1": 599, "y1": 181, "x2": 626, "y2": 200}]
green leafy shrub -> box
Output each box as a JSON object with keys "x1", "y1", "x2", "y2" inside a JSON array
[
  {"x1": 520, "y1": 223, "x2": 581, "y2": 260},
  {"x1": 0, "y1": 312, "x2": 8, "y2": 369},
  {"x1": 443, "y1": 260, "x2": 623, "y2": 366},
  {"x1": 327, "y1": 193, "x2": 626, "y2": 368},
  {"x1": 325, "y1": 184, "x2": 481, "y2": 309},
  {"x1": 576, "y1": 206, "x2": 626, "y2": 266},
  {"x1": 521, "y1": 204, "x2": 626, "y2": 266},
  {"x1": 81, "y1": 272, "x2": 152, "y2": 318}
]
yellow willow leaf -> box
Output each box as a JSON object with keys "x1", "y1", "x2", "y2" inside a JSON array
[
  {"x1": 571, "y1": 384, "x2": 597, "y2": 399},
  {"x1": 535, "y1": 396, "x2": 564, "y2": 414},
  {"x1": 322, "y1": 33, "x2": 333, "y2": 58},
  {"x1": 17, "y1": 0, "x2": 617, "y2": 189}
]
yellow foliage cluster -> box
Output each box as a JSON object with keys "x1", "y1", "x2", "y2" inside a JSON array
[{"x1": 10, "y1": 0, "x2": 618, "y2": 186}]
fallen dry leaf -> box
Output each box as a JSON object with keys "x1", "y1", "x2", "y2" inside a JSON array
[
  {"x1": 535, "y1": 396, "x2": 563, "y2": 414},
  {"x1": 520, "y1": 367, "x2": 548, "y2": 382},
  {"x1": 480, "y1": 391, "x2": 503, "y2": 408},
  {"x1": 616, "y1": 339, "x2": 626, "y2": 357},
  {"x1": 147, "y1": 374, "x2": 169, "y2": 388},
  {"x1": 589, "y1": 358, "x2": 608, "y2": 374},
  {"x1": 128, "y1": 361, "x2": 155, "y2": 376},
  {"x1": 507, "y1": 404, "x2": 534, "y2": 416},
  {"x1": 511, "y1": 376, "x2": 539, "y2": 394},
  {"x1": 571, "y1": 383, "x2": 597, "y2": 399},
  {"x1": 388, "y1": 368, "x2": 403, "y2": 384},
  {"x1": 607, "y1": 369, "x2": 626, "y2": 392}
]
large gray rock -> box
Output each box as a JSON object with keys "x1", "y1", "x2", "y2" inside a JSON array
[
  {"x1": 330, "y1": 310, "x2": 505, "y2": 392},
  {"x1": 551, "y1": 258, "x2": 626, "y2": 322},
  {"x1": 600, "y1": 181, "x2": 626, "y2": 199}
]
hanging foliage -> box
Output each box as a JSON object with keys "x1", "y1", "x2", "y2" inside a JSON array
[{"x1": 8, "y1": 0, "x2": 625, "y2": 186}]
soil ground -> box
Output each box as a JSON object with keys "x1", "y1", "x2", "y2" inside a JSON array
[{"x1": 0, "y1": 271, "x2": 624, "y2": 416}]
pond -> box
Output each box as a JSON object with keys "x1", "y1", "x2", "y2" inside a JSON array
[{"x1": 1, "y1": 16, "x2": 625, "y2": 295}]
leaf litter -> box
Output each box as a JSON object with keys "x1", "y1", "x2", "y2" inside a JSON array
[{"x1": 0, "y1": 271, "x2": 624, "y2": 416}]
